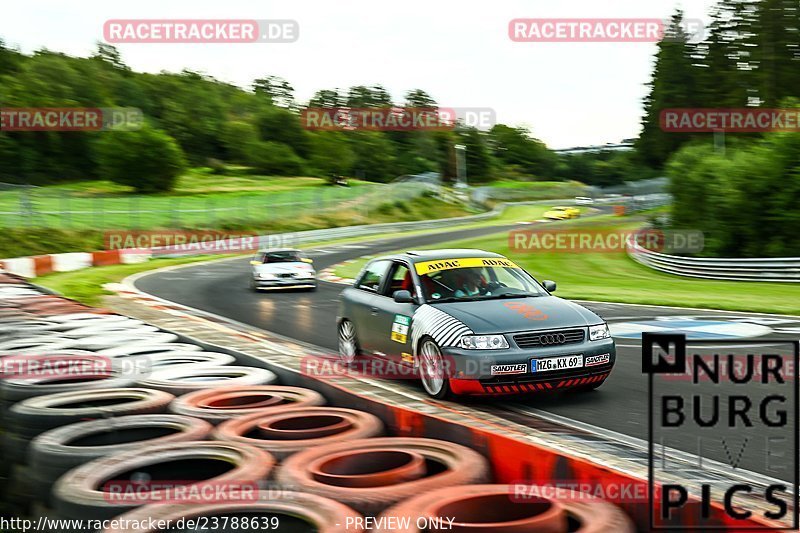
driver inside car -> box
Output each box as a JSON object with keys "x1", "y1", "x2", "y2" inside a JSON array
[{"x1": 452, "y1": 269, "x2": 487, "y2": 298}]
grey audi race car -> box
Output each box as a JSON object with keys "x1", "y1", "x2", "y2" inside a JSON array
[{"x1": 337, "y1": 249, "x2": 615, "y2": 398}]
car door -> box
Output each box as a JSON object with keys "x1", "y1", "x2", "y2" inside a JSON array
[
  {"x1": 348, "y1": 259, "x2": 392, "y2": 353},
  {"x1": 370, "y1": 261, "x2": 418, "y2": 364}
]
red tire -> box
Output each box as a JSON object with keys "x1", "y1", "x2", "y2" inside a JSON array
[
  {"x1": 214, "y1": 407, "x2": 382, "y2": 458},
  {"x1": 170, "y1": 386, "x2": 326, "y2": 424},
  {"x1": 373, "y1": 484, "x2": 635, "y2": 533},
  {"x1": 276, "y1": 437, "x2": 490, "y2": 515}
]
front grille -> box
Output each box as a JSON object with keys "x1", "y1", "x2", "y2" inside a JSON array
[
  {"x1": 278, "y1": 273, "x2": 295, "y2": 279},
  {"x1": 513, "y1": 328, "x2": 585, "y2": 349}
]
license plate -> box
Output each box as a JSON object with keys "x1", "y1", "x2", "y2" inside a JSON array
[{"x1": 531, "y1": 354, "x2": 583, "y2": 373}]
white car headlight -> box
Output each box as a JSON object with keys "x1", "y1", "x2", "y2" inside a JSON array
[
  {"x1": 256, "y1": 272, "x2": 276, "y2": 280},
  {"x1": 460, "y1": 335, "x2": 509, "y2": 350},
  {"x1": 589, "y1": 323, "x2": 610, "y2": 341}
]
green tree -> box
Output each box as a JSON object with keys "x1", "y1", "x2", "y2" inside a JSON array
[
  {"x1": 93, "y1": 125, "x2": 186, "y2": 193},
  {"x1": 249, "y1": 142, "x2": 304, "y2": 176},
  {"x1": 256, "y1": 107, "x2": 311, "y2": 158},
  {"x1": 348, "y1": 131, "x2": 397, "y2": 182},
  {"x1": 488, "y1": 125, "x2": 555, "y2": 179},
  {"x1": 637, "y1": 10, "x2": 701, "y2": 168},
  {"x1": 309, "y1": 132, "x2": 355, "y2": 178}
]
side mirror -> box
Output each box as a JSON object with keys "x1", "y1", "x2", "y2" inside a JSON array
[
  {"x1": 393, "y1": 290, "x2": 415, "y2": 303},
  {"x1": 249, "y1": 260, "x2": 261, "y2": 266},
  {"x1": 301, "y1": 258, "x2": 314, "y2": 264},
  {"x1": 542, "y1": 280, "x2": 557, "y2": 293}
]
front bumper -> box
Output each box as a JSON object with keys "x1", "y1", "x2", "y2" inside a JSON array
[
  {"x1": 440, "y1": 338, "x2": 616, "y2": 396},
  {"x1": 253, "y1": 277, "x2": 317, "y2": 289}
]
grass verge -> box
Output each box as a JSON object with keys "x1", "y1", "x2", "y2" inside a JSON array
[{"x1": 34, "y1": 255, "x2": 235, "y2": 307}]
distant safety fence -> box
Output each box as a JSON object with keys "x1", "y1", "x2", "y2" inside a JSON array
[{"x1": 0, "y1": 181, "x2": 434, "y2": 229}]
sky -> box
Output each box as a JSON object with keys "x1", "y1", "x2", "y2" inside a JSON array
[{"x1": 1, "y1": 0, "x2": 720, "y2": 149}]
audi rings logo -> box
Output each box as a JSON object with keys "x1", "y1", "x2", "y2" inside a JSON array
[{"x1": 539, "y1": 333, "x2": 567, "y2": 345}]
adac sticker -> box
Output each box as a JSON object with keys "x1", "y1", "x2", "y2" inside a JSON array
[
  {"x1": 391, "y1": 314, "x2": 410, "y2": 343},
  {"x1": 414, "y1": 257, "x2": 518, "y2": 275}
]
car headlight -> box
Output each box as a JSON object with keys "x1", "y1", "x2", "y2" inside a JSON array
[
  {"x1": 256, "y1": 272, "x2": 276, "y2": 280},
  {"x1": 460, "y1": 335, "x2": 509, "y2": 350},
  {"x1": 589, "y1": 323, "x2": 610, "y2": 341}
]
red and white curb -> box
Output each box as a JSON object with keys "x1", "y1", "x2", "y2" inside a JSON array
[{"x1": 318, "y1": 258, "x2": 364, "y2": 285}]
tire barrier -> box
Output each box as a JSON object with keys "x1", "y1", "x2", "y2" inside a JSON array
[
  {"x1": 0, "y1": 276, "x2": 643, "y2": 530},
  {"x1": 276, "y1": 437, "x2": 491, "y2": 514},
  {"x1": 59, "y1": 324, "x2": 159, "y2": 339},
  {"x1": 71, "y1": 332, "x2": 179, "y2": 351},
  {"x1": 372, "y1": 484, "x2": 636, "y2": 533},
  {"x1": 53, "y1": 441, "x2": 274, "y2": 520},
  {"x1": 140, "y1": 351, "x2": 237, "y2": 371},
  {"x1": 7, "y1": 388, "x2": 175, "y2": 441},
  {"x1": 170, "y1": 386, "x2": 326, "y2": 424},
  {"x1": 101, "y1": 491, "x2": 365, "y2": 533},
  {"x1": 47, "y1": 313, "x2": 133, "y2": 325},
  {"x1": 29, "y1": 414, "x2": 213, "y2": 501},
  {"x1": 0, "y1": 319, "x2": 63, "y2": 336},
  {"x1": 214, "y1": 407, "x2": 382, "y2": 459},
  {"x1": 3, "y1": 388, "x2": 174, "y2": 466},
  {"x1": 136, "y1": 366, "x2": 278, "y2": 396},
  {"x1": 0, "y1": 337, "x2": 79, "y2": 352},
  {"x1": 98, "y1": 343, "x2": 204, "y2": 357},
  {"x1": 0, "y1": 370, "x2": 135, "y2": 404}
]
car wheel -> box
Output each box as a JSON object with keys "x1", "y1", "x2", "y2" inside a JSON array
[
  {"x1": 418, "y1": 338, "x2": 452, "y2": 399},
  {"x1": 337, "y1": 320, "x2": 359, "y2": 365}
]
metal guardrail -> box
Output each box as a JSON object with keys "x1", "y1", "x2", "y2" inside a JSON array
[{"x1": 626, "y1": 238, "x2": 800, "y2": 283}]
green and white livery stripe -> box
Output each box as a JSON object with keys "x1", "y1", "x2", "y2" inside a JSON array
[{"x1": 410, "y1": 304, "x2": 473, "y2": 352}]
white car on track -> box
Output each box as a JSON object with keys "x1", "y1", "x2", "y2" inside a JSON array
[{"x1": 249, "y1": 248, "x2": 317, "y2": 291}]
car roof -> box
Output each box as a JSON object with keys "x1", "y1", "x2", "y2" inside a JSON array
[
  {"x1": 256, "y1": 248, "x2": 301, "y2": 254},
  {"x1": 373, "y1": 248, "x2": 507, "y2": 264}
]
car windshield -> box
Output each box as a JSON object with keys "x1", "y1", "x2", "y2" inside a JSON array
[
  {"x1": 261, "y1": 251, "x2": 303, "y2": 263},
  {"x1": 416, "y1": 260, "x2": 547, "y2": 303}
]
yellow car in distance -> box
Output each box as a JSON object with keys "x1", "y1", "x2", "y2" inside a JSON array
[{"x1": 543, "y1": 206, "x2": 581, "y2": 220}]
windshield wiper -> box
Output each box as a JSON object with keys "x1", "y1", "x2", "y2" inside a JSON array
[
  {"x1": 482, "y1": 292, "x2": 540, "y2": 300},
  {"x1": 428, "y1": 296, "x2": 482, "y2": 303}
]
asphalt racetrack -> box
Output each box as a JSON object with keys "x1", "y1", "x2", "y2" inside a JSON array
[{"x1": 137, "y1": 223, "x2": 799, "y2": 480}]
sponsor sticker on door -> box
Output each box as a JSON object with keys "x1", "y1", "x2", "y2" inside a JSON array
[
  {"x1": 491, "y1": 363, "x2": 528, "y2": 375},
  {"x1": 532, "y1": 354, "x2": 583, "y2": 372},
  {"x1": 391, "y1": 314, "x2": 410, "y2": 343}
]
